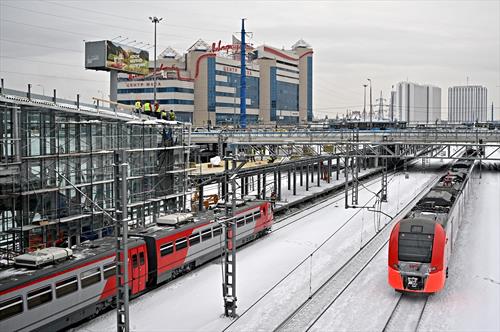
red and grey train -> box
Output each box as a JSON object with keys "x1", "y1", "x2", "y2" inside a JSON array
[
  {"x1": 388, "y1": 150, "x2": 477, "y2": 293},
  {"x1": 0, "y1": 199, "x2": 273, "y2": 331}
]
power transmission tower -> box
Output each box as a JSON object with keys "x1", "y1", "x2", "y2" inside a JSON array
[{"x1": 376, "y1": 90, "x2": 387, "y2": 120}]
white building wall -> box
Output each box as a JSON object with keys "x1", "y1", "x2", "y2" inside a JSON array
[
  {"x1": 448, "y1": 86, "x2": 487, "y2": 122},
  {"x1": 394, "y1": 82, "x2": 441, "y2": 123}
]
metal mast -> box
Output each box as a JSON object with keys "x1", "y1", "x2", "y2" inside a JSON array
[
  {"x1": 368, "y1": 78, "x2": 373, "y2": 127},
  {"x1": 240, "y1": 18, "x2": 247, "y2": 129},
  {"x1": 363, "y1": 84, "x2": 367, "y2": 122},
  {"x1": 149, "y1": 16, "x2": 163, "y2": 107},
  {"x1": 114, "y1": 150, "x2": 130, "y2": 332}
]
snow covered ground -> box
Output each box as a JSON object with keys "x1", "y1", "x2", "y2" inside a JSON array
[
  {"x1": 309, "y1": 168, "x2": 500, "y2": 331},
  {"x1": 77, "y1": 151, "x2": 499, "y2": 332},
  {"x1": 77, "y1": 163, "x2": 442, "y2": 332}
]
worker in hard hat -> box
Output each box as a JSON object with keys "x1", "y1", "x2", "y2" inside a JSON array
[
  {"x1": 143, "y1": 101, "x2": 152, "y2": 116},
  {"x1": 169, "y1": 109, "x2": 176, "y2": 121},
  {"x1": 134, "y1": 100, "x2": 142, "y2": 114},
  {"x1": 154, "y1": 102, "x2": 161, "y2": 119},
  {"x1": 161, "y1": 109, "x2": 167, "y2": 120}
]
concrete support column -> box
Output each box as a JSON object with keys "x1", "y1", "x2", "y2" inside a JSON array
[
  {"x1": 277, "y1": 170, "x2": 282, "y2": 201},
  {"x1": 311, "y1": 163, "x2": 314, "y2": 182},
  {"x1": 317, "y1": 162, "x2": 321, "y2": 187},
  {"x1": 273, "y1": 171, "x2": 277, "y2": 196},
  {"x1": 327, "y1": 159, "x2": 332, "y2": 183},
  {"x1": 300, "y1": 165, "x2": 303, "y2": 186},
  {"x1": 257, "y1": 174, "x2": 261, "y2": 199},
  {"x1": 293, "y1": 167, "x2": 297, "y2": 195},
  {"x1": 262, "y1": 173, "x2": 266, "y2": 199},
  {"x1": 336, "y1": 157, "x2": 340, "y2": 180},
  {"x1": 306, "y1": 164, "x2": 309, "y2": 191}
]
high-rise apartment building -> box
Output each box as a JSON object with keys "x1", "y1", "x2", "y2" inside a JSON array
[
  {"x1": 394, "y1": 82, "x2": 441, "y2": 124},
  {"x1": 448, "y1": 85, "x2": 487, "y2": 123}
]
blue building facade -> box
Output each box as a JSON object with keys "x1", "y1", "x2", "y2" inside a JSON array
[{"x1": 116, "y1": 39, "x2": 313, "y2": 126}]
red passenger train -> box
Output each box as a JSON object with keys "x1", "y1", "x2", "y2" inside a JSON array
[
  {"x1": 388, "y1": 150, "x2": 476, "y2": 293},
  {"x1": 0, "y1": 199, "x2": 273, "y2": 331}
]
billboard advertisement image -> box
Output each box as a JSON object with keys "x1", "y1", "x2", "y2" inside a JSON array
[{"x1": 85, "y1": 40, "x2": 149, "y2": 75}]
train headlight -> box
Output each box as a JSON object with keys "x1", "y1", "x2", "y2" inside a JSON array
[
  {"x1": 393, "y1": 264, "x2": 399, "y2": 269},
  {"x1": 430, "y1": 266, "x2": 437, "y2": 272}
]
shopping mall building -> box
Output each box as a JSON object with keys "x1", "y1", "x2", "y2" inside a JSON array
[{"x1": 116, "y1": 38, "x2": 313, "y2": 126}]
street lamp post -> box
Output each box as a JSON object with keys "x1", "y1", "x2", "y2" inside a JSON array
[
  {"x1": 149, "y1": 16, "x2": 163, "y2": 107},
  {"x1": 363, "y1": 84, "x2": 367, "y2": 122},
  {"x1": 367, "y1": 78, "x2": 373, "y2": 127}
]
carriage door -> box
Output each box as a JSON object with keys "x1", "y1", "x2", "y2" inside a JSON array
[
  {"x1": 137, "y1": 248, "x2": 147, "y2": 292},
  {"x1": 130, "y1": 248, "x2": 140, "y2": 294}
]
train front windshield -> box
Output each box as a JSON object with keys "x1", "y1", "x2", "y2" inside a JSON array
[{"x1": 398, "y1": 232, "x2": 434, "y2": 263}]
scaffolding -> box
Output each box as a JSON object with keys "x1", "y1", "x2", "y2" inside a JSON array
[{"x1": 0, "y1": 88, "x2": 191, "y2": 258}]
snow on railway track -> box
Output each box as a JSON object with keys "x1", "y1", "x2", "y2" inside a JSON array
[
  {"x1": 274, "y1": 173, "x2": 441, "y2": 332},
  {"x1": 382, "y1": 294, "x2": 429, "y2": 332}
]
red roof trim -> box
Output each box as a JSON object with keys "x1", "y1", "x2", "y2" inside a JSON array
[
  {"x1": 299, "y1": 50, "x2": 314, "y2": 59},
  {"x1": 263, "y1": 46, "x2": 298, "y2": 61}
]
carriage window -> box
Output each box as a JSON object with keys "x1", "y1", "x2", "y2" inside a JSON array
[
  {"x1": 253, "y1": 211, "x2": 261, "y2": 219},
  {"x1": 103, "y1": 263, "x2": 116, "y2": 279},
  {"x1": 160, "y1": 243, "x2": 173, "y2": 256},
  {"x1": 56, "y1": 276, "x2": 78, "y2": 298},
  {"x1": 175, "y1": 238, "x2": 188, "y2": 250},
  {"x1": 139, "y1": 252, "x2": 145, "y2": 265},
  {"x1": 0, "y1": 296, "x2": 23, "y2": 321},
  {"x1": 213, "y1": 226, "x2": 222, "y2": 236},
  {"x1": 201, "y1": 229, "x2": 212, "y2": 241},
  {"x1": 132, "y1": 254, "x2": 138, "y2": 268},
  {"x1": 245, "y1": 215, "x2": 254, "y2": 224},
  {"x1": 189, "y1": 233, "x2": 200, "y2": 246},
  {"x1": 81, "y1": 267, "x2": 101, "y2": 288},
  {"x1": 27, "y1": 285, "x2": 52, "y2": 309},
  {"x1": 237, "y1": 219, "x2": 245, "y2": 228}
]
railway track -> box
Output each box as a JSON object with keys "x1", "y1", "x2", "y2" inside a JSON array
[
  {"x1": 273, "y1": 173, "x2": 441, "y2": 332},
  {"x1": 382, "y1": 293, "x2": 429, "y2": 332}
]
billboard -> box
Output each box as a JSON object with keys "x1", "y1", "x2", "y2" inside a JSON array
[{"x1": 85, "y1": 40, "x2": 149, "y2": 75}]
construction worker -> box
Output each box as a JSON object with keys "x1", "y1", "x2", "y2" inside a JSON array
[
  {"x1": 161, "y1": 109, "x2": 167, "y2": 120},
  {"x1": 143, "y1": 101, "x2": 152, "y2": 116},
  {"x1": 134, "y1": 100, "x2": 142, "y2": 114},
  {"x1": 154, "y1": 102, "x2": 161, "y2": 119},
  {"x1": 168, "y1": 109, "x2": 176, "y2": 121}
]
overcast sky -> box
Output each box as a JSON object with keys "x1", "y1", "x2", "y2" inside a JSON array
[{"x1": 1, "y1": 0, "x2": 499, "y2": 120}]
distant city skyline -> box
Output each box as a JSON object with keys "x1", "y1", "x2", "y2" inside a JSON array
[{"x1": 0, "y1": 0, "x2": 499, "y2": 120}]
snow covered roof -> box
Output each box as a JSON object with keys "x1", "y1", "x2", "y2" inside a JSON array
[
  {"x1": 159, "y1": 46, "x2": 181, "y2": 59},
  {"x1": 188, "y1": 39, "x2": 210, "y2": 52},
  {"x1": 291, "y1": 39, "x2": 311, "y2": 49}
]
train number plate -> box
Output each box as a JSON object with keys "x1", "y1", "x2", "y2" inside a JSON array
[{"x1": 407, "y1": 277, "x2": 420, "y2": 289}]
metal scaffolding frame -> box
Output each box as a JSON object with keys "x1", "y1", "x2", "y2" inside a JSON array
[{"x1": 0, "y1": 92, "x2": 191, "y2": 259}]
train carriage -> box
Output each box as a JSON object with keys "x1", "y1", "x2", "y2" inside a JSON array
[
  {"x1": 0, "y1": 198, "x2": 273, "y2": 331},
  {"x1": 0, "y1": 237, "x2": 147, "y2": 332},
  {"x1": 388, "y1": 152, "x2": 475, "y2": 293}
]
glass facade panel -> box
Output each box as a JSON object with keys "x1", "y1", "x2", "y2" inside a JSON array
[
  {"x1": 276, "y1": 81, "x2": 299, "y2": 111},
  {"x1": 207, "y1": 57, "x2": 216, "y2": 112}
]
